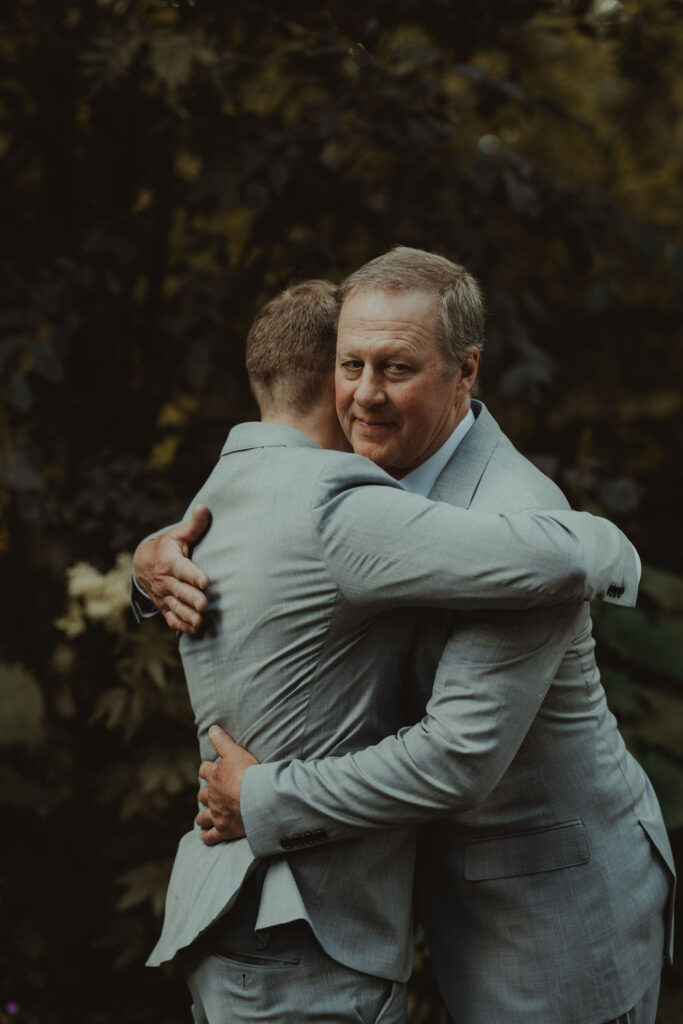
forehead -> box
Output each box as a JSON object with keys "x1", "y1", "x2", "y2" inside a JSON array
[{"x1": 337, "y1": 289, "x2": 441, "y2": 355}]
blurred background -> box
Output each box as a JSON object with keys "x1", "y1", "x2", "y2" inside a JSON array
[{"x1": 1, "y1": 1, "x2": 682, "y2": 1021}]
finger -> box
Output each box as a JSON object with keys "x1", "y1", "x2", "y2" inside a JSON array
[
  {"x1": 200, "y1": 827, "x2": 225, "y2": 847},
  {"x1": 207, "y1": 725, "x2": 239, "y2": 757},
  {"x1": 168, "y1": 554, "x2": 210, "y2": 593},
  {"x1": 173, "y1": 579, "x2": 208, "y2": 614},
  {"x1": 162, "y1": 609, "x2": 197, "y2": 635},
  {"x1": 171, "y1": 505, "x2": 212, "y2": 549},
  {"x1": 197, "y1": 786, "x2": 209, "y2": 806},
  {"x1": 199, "y1": 760, "x2": 217, "y2": 782},
  {"x1": 166, "y1": 595, "x2": 202, "y2": 630},
  {"x1": 196, "y1": 808, "x2": 215, "y2": 829}
]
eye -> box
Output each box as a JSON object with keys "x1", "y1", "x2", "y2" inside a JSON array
[
  {"x1": 341, "y1": 359, "x2": 363, "y2": 371},
  {"x1": 387, "y1": 362, "x2": 411, "y2": 373}
]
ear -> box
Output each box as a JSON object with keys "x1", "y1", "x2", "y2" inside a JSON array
[{"x1": 458, "y1": 348, "x2": 480, "y2": 393}]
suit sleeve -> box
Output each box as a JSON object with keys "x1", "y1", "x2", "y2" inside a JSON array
[
  {"x1": 312, "y1": 459, "x2": 638, "y2": 611},
  {"x1": 130, "y1": 573, "x2": 158, "y2": 622},
  {"x1": 241, "y1": 604, "x2": 579, "y2": 855}
]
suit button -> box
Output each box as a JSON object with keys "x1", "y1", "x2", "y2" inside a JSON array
[
  {"x1": 302, "y1": 831, "x2": 313, "y2": 844},
  {"x1": 280, "y1": 837, "x2": 292, "y2": 850},
  {"x1": 314, "y1": 829, "x2": 328, "y2": 841}
]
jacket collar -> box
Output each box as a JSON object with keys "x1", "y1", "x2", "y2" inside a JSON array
[
  {"x1": 429, "y1": 401, "x2": 501, "y2": 508},
  {"x1": 221, "y1": 421, "x2": 323, "y2": 456}
]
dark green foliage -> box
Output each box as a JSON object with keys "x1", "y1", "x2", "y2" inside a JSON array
[{"x1": 1, "y1": 1, "x2": 681, "y2": 1020}]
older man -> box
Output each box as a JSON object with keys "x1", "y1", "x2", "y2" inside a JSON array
[{"x1": 136, "y1": 251, "x2": 673, "y2": 1024}]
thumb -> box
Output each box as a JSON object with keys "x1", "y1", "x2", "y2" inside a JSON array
[
  {"x1": 174, "y1": 505, "x2": 212, "y2": 546},
  {"x1": 208, "y1": 724, "x2": 237, "y2": 756}
]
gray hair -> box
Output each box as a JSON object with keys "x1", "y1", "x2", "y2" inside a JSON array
[{"x1": 339, "y1": 246, "x2": 484, "y2": 370}]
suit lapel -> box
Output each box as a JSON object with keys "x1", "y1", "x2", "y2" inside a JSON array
[{"x1": 429, "y1": 402, "x2": 502, "y2": 508}]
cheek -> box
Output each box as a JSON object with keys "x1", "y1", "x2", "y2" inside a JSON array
[
  {"x1": 393, "y1": 389, "x2": 430, "y2": 432},
  {"x1": 335, "y1": 382, "x2": 352, "y2": 415}
]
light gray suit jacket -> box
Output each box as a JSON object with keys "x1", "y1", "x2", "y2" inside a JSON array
[
  {"x1": 241, "y1": 404, "x2": 675, "y2": 1022},
  {"x1": 146, "y1": 418, "x2": 638, "y2": 980}
]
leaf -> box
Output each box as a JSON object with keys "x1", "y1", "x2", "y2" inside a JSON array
[
  {"x1": 5, "y1": 371, "x2": 32, "y2": 411},
  {"x1": 116, "y1": 858, "x2": 174, "y2": 917},
  {"x1": 640, "y1": 566, "x2": 683, "y2": 614},
  {"x1": 174, "y1": 150, "x2": 202, "y2": 183},
  {"x1": 503, "y1": 168, "x2": 540, "y2": 216},
  {"x1": 147, "y1": 435, "x2": 182, "y2": 471},
  {"x1": 0, "y1": 763, "x2": 45, "y2": 806},
  {"x1": 637, "y1": 689, "x2": 683, "y2": 759},
  {"x1": 0, "y1": 662, "x2": 45, "y2": 747},
  {"x1": 137, "y1": 749, "x2": 197, "y2": 798},
  {"x1": 33, "y1": 340, "x2": 64, "y2": 382},
  {"x1": 598, "y1": 607, "x2": 683, "y2": 681},
  {"x1": 148, "y1": 32, "x2": 196, "y2": 99},
  {"x1": 56, "y1": 554, "x2": 134, "y2": 636},
  {"x1": 90, "y1": 687, "x2": 129, "y2": 731},
  {"x1": 81, "y1": 27, "x2": 144, "y2": 87},
  {"x1": 600, "y1": 667, "x2": 643, "y2": 717},
  {"x1": 0, "y1": 333, "x2": 26, "y2": 373},
  {"x1": 53, "y1": 605, "x2": 87, "y2": 638},
  {"x1": 125, "y1": 688, "x2": 146, "y2": 741},
  {"x1": 597, "y1": 476, "x2": 643, "y2": 514},
  {"x1": 156, "y1": 394, "x2": 197, "y2": 429},
  {"x1": 117, "y1": 620, "x2": 179, "y2": 692}
]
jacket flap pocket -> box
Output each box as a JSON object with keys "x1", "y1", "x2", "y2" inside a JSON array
[{"x1": 464, "y1": 820, "x2": 590, "y2": 881}]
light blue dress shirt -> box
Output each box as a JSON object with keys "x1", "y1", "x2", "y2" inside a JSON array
[{"x1": 399, "y1": 408, "x2": 475, "y2": 497}]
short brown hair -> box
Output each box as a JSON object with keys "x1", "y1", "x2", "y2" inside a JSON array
[
  {"x1": 246, "y1": 280, "x2": 340, "y2": 413},
  {"x1": 339, "y1": 246, "x2": 484, "y2": 369}
]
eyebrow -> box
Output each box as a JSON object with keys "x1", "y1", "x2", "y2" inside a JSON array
[{"x1": 337, "y1": 342, "x2": 418, "y2": 359}]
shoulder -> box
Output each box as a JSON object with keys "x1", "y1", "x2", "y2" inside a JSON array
[
  {"x1": 311, "y1": 450, "x2": 402, "y2": 504},
  {"x1": 473, "y1": 433, "x2": 570, "y2": 513},
  {"x1": 193, "y1": 445, "x2": 400, "y2": 523},
  {"x1": 186, "y1": 443, "x2": 331, "y2": 518}
]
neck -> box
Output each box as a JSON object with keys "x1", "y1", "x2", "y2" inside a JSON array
[
  {"x1": 391, "y1": 397, "x2": 472, "y2": 480},
  {"x1": 262, "y1": 406, "x2": 351, "y2": 452}
]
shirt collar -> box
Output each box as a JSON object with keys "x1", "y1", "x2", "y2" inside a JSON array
[{"x1": 399, "y1": 408, "x2": 476, "y2": 497}]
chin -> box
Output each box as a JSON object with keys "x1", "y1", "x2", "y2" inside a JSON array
[{"x1": 361, "y1": 445, "x2": 394, "y2": 469}]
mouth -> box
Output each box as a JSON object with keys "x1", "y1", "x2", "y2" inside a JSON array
[{"x1": 352, "y1": 417, "x2": 395, "y2": 432}]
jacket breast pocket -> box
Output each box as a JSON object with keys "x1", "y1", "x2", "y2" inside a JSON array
[{"x1": 464, "y1": 820, "x2": 591, "y2": 881}]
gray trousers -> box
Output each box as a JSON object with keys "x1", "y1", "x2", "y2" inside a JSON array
[{"x1": 179, "y1": 871, "x2": 406, "y2": 1024}]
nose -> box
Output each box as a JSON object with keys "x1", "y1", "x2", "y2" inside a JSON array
[{"x1": 353, "y1": 366, "x2": 385, "y2": 409}]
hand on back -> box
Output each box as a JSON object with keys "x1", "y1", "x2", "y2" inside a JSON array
[
  {"x1": 196, "y1": 726, "x2": 259, "y2": 844},
  {"x1": 133, "y1": 505, "x2": 211, "y2": 634}
]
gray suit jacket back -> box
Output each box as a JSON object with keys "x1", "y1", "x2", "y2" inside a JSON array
[{"x1": 148, "y1": 418, "x2": 638, "y2": 979}]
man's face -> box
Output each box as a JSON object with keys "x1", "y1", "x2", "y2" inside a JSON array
[{"x1": 335, "y1": 289, "x2": 477, "y2": 477}]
